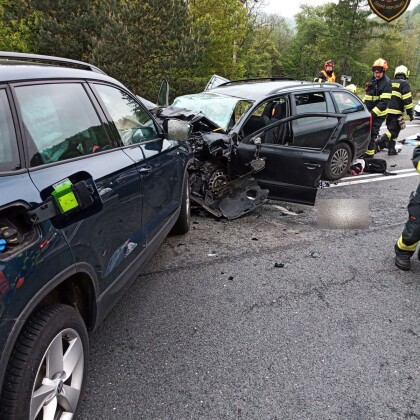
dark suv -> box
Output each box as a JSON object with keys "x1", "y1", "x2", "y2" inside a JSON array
[
  {"x1": 155, "y1": 78, "x2": 371, "y2": 219},
  {"x1": 0, "y1": 52, "x2": 190, "y2": 419}
]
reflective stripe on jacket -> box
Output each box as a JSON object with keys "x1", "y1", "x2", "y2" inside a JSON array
[
  {"x1": 387, "y1": 76, "x2": 413, "y2": 116},
  {"x1": 364, "y1": 74, "x2": 392, "y2": 117}
]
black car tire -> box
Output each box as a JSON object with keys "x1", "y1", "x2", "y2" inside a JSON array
[
  {"x1": 171, "y1": 175, "x2": 191, "y2": 235},
  {"x1": 0, "y1": 304, "x2": 88, "y2": 419},
  {"x1": 323, "y1": 143, "x2": 352, "y2": 181}
]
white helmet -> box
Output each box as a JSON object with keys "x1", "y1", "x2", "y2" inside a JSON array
[
  {"x1": 346, "y1": 84, "x2": 357, "y2": 93},
  {"x1": 394, "y1": 65, "x2": 409, "y2": 78}
]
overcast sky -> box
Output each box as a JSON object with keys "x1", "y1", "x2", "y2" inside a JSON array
[{"x1": 260, "y1": 0, "x2": 418, "y2": 18}]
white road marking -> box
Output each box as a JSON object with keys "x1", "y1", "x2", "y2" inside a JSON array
[
  {"x1": 339, "y1": 168, "x2": 415, "y2": 181},
  {"x1": 330, "y1": 169, "x2": 418, "y2": 187}
]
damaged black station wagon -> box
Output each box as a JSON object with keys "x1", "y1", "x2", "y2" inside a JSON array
[{"x1": 153, "y1": 77, "x2": 371, "y2": 219}]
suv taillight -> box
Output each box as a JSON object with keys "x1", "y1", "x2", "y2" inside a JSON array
[{"x1": 369, "y1": 113, "x2": 372, "y2": 131}]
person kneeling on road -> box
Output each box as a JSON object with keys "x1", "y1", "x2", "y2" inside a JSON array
[
  {"x1": 376, "y1": 65, "x2": 414, "y2": 156},
  {"x1": 394, "y1": 143, "x2": 420, "y2": 271}
]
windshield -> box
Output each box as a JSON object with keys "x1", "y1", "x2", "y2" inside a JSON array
[{"x1": 172, "y1": 92, "x2": 252, "y2": 130}]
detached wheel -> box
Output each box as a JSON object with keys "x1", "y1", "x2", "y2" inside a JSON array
[
  {"x1": 323, "y1": 143, "x2": 352, "y2": 181},
  {"x1": 0, "y1": 304, "x2": 88, "y2": 420},
  {"x1": 171, "y1": 175, "x2": 191, "y2": 235}
]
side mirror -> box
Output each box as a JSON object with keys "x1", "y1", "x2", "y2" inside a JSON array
[{"x1": 166, "y1": 119, "x2": 191, "y2": 141}]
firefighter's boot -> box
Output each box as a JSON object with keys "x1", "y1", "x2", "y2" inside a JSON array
[
  {"x1": 388, "y1": 141, "x2": 398, "y2": 156},
  {"x1": 395, "y1": 245, "x2": 411, "y2": 271},
  {"x1": 376, "y1": 134, "x2": 388, "y2": 152}
]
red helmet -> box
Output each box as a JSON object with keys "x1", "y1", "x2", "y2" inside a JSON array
[
  {"x1": 372, "y1": 58, "x2": 388, "y2": 72},
  {"x1": 324, "y1": 60, "x2": 334, "y2": 68}
]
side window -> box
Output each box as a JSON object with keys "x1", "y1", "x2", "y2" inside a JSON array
[
  {"x1": 293, "y1": 92, "x2": 333, "y2": 125},
  {"x1": 331, "y1": 91, "x2": 365, "y2": 113},
  {"x1": 93, "y1": 84, "x2": 158, "y2": 146},
  {"x1": 0, "y1": 89, "x2": 20, "y2": 171},
  {"x1": 241, "y1": 96, "x2": 289, "y2": 144},
  {"x1": 15, "y1": 83, "x2": 113, "y2": 167}
]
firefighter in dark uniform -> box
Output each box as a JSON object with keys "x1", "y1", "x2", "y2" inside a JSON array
[
  {"x1": 377, "y1": 65, "x2": 414, "y2": 155},
  {"x1": 363, "y1": 58, "x2": 392, "y2": 158},
  {"x1": 314, "y1": 60, "x2": 336, "y2": 83},
  {"x1": 395, "y1": 143, "x2": 420, "y2": 271}
]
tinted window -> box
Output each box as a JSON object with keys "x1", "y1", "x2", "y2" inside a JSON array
[
  {"x1": 94, "y1": 84, "x2": 158, "y2": 146},
  {"x1": 331, "y1": 91, "x2": 364, "y2": 113},
  {"x1": 0, "y1": 90, "x2": 20, "y2": 171},
  {"x1": 15, "y1": 83, "x2": 112, "y2": 167}
]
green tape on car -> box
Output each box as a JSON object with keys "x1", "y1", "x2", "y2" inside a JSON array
[{"x1": 51, "y1": 178, "x2": 79, "y2": 214}]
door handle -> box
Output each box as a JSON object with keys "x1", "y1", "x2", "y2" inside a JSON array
[
  {"x1": 138, "y1": 166, "x2": 152, "y2": 175},
  {"x1": 304, "y1": 163, "x2": 321, "y2": 170}
]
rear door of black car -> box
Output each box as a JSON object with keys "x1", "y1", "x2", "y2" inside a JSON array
[{"x1": 235, "y1": 92, "x2": 344, "y2": 205}]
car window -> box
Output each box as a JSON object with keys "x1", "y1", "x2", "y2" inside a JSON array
[
  {"x1": 15, "y1": 83, "x2": 113, "y2": 167},
  {"x1": 0, "y1": 89, "x2": 20, "y2": 171},
  {"x1": 293, "y1": 92, "x2": 334, "y2": 125},
  {"x1": 94, "y1": 84, "x2": 158, "y2": 145},
  {"x1": 331, "y1": 91, "x2": 364, "y2": 113},
  {"x1": 241, "y1": 96, "x2": 290, "y2": 143}
]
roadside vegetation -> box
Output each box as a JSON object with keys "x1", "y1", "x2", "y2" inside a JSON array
[{"x1": 0, "y1": 0, "x2": 419, "y2": 101}]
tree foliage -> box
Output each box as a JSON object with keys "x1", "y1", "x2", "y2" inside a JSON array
[{"x1": 0, "y1": 0, "x2": 418, "y2": 97}]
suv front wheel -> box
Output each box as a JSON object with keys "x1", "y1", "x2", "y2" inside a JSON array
[
  {"x1": 0, "y1": 304, "x2": 88, "y2": 419},
  {"x1": 323, "y1": 143, "x2": 352, "y2": 181}
]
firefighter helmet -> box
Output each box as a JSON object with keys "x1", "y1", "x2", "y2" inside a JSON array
[
  {"x1": 346, "y1": 84, "x2": 357, "y2": 93},
  {"x1": 372, "y1": 58, "x2": 388, "y2": 72},
  {"x1": 394, "y1": 65, "x2": 409, "y2": 78},
  {"x1": 324, "y1": 59, "x2": 334, "y2": 69}
]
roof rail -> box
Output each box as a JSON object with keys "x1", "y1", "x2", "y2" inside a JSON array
[
  {"x1": 216, "y1": 77, "x2": 296, "y2": 87},
  {"x1": 267, "y1": 81, "x2": 343, "y2": 95},
  {"x1": 0, "y1": 51, "x2": 106, "y2": 75}
]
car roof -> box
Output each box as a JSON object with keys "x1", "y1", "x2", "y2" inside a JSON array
[
  {"x1": 0, "y1": 52, "x2": 123, "y2": 86},
  {"x1": 207, "y1": 80, "x2": 345, "y2": 101},
  {"x1": 0, "y1": 63, "x2": 123, "y2": 86}
]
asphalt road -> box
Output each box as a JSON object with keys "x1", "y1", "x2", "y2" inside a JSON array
[{"x1": 78, "y1": 121, "x2": 420, "y2": 420}]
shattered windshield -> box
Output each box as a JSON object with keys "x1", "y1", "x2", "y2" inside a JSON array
[{"x1": 172, "y1": 93, "x2": 252, "y2": 131}]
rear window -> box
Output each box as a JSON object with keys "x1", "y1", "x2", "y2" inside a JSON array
[
  {"x1": 331, "y1": 91, "x2": 365, "y2": 113},
  {"x1": 0, "y1": 89, "x2": 20, "y2": 172},
  {"x1": 15, "y1": 83, "x2": 114, "y2": 167}
]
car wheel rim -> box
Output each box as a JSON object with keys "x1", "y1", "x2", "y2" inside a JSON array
[
  {"x1": 330, "y1": 148, "x2": 349, "y2": 176},
  {"x1": 30, "y1": 328, "x2": 84, "y2": 420}
]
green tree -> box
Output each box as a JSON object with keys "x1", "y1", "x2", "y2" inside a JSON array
[
  {"x1": 2, "y1": 0, "x2": 99, "y2": 60},
  {"x1": 91, "y1": 0, "x2": 200, "y2": 101}
]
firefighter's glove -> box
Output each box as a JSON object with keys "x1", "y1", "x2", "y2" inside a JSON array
[
  {"x1": 398, "y1": 115, "x2": 406, "y2": 130},
  {"x1": 408, "y1": 112, "x2": 413, "y2": 122}
]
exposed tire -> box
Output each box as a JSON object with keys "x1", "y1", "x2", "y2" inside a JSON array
[
  {"x1": 0, "y1": 304, "x2": 88, "y2": 420},
  {"x1": 323, "y1": 143, "x2": 352, "y2": 181},
  {"x1": 171, "y1": 175, "x2": 191, "y2": 235}
]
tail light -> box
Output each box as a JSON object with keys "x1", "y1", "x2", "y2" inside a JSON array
[{"x1": 369, "y1": 113, "x2": 373, "y2": 131}]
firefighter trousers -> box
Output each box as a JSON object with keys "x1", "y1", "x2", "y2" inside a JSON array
[
  {"x1": 396, "y1": 191, "x2": 420, "y2": 255},
  {"x1": 365, "y1": 115, "x2": 386, "y2": 157}
]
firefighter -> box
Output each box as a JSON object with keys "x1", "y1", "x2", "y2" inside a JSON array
[
  {"x1": 363, "y1": 58, "x2": 392, "y2": 158},
  {"x1": 314, "y1": 60, "x2": 336, "y2": 83},
  {"x1": 394, "y1": 143, "x2": 420, "y2": 271},
  {"x1": 377, "y1": 65, "x2": 414, "y2": 155}
]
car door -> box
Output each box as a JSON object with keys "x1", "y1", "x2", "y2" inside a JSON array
[
  {"x1": 12, "y1": 81, "x2": 146, "y2": 297},
  {"x1": 91, "y1": 83, "x2": 183, "y2": 245},
  {"x1": 235, "y1": 93, "x2": 344, "y2": 205}
]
